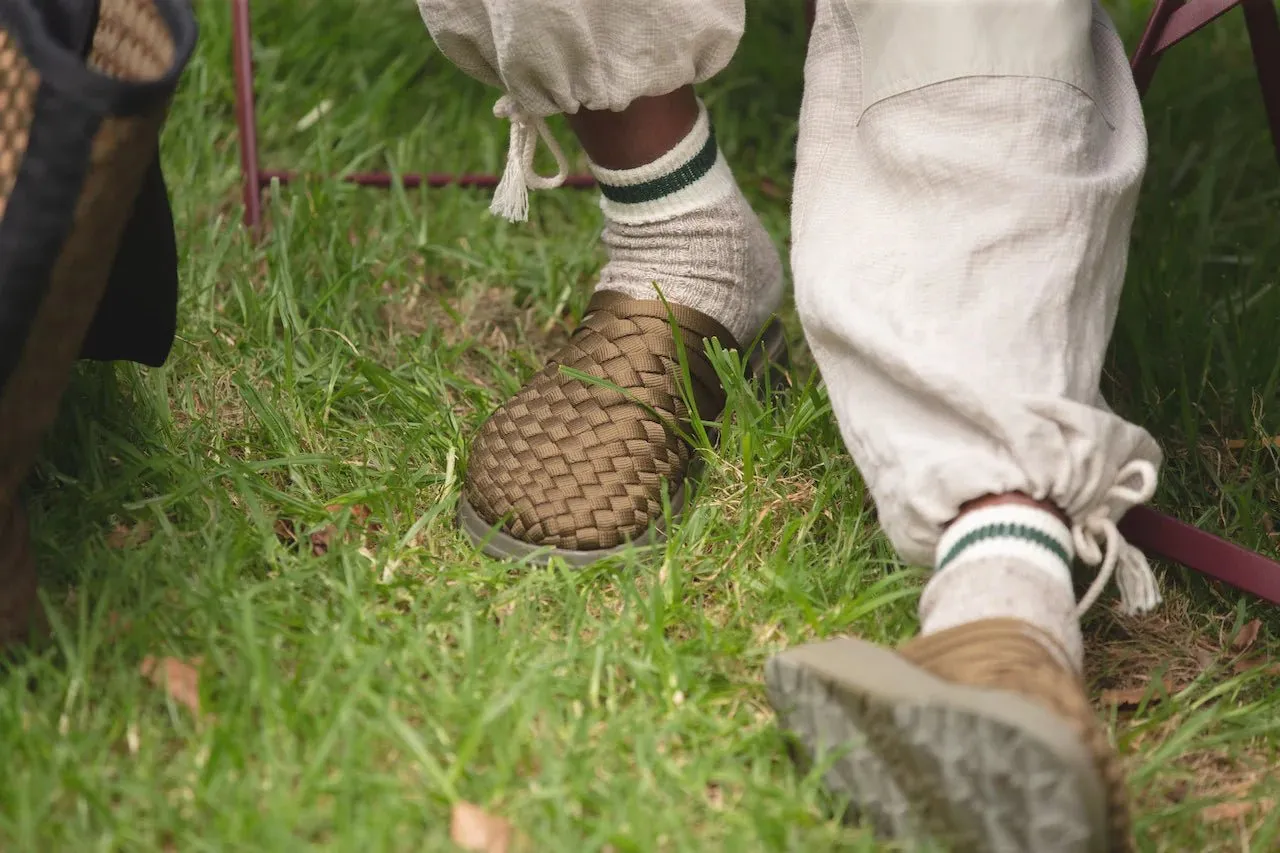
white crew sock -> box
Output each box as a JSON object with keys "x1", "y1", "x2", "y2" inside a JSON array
[
  {"x1": 920, "y1": 504, "x2": 1085, "y2": 672},
  {"x1": 587, "y1": 100, "x2": 783, "y2": 346}
]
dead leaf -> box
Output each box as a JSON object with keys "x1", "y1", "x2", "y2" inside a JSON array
[
  {"x1": 325, "y1": 503, "x2": 371, "y2": 523},
  {"x1": 450, "y1": 802, "x2": 513, "y2": 853},
  {"x1": 316, "y1": 504, "x2": 376, "y2": 551},
  {"x1": 1226, "y1": 435, "x2": 1280, "y2": 451},
  {"x1": 1100, "y1": 677, "x2": 1172, "y2": 708},
  {"x1": 493, "y1": 600, "x2": 517, "y2": 625},
  {"x1": 1231, "y1": 655, "x2": 1280, "y2": 677},
  {"x1": 706, "y1": 783, "x2": 725, "y2": 809},
  {"x1": 274, "y1": 518, "x2": 297, "y2": 545},
  {"x1": 140, "y1": 656, "x2": 202, "y2": 716},
  {"x1": 1203, "y1": 799, "x2": 1267, "y2": 822},
  {"x1": 759, "y1": 177, "x2": 789, "y2": 200},
  {"x1": 107, "y1": 521, "x2": 153, "y2": 549},
  {"x1": 1232, "y1": 618, "x2": 1263, "y2": 652},
  {"x1": 310, "y1": 526, "x2": 336, "y2": 556},
  {"x1": 106, "y1": 611, "x2": 133, "y2": 642}
]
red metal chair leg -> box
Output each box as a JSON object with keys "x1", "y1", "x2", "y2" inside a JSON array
[
  {"x1": 1120, "y1": 507, "x2": 1280, "y2": 604},
  {"x1": 1242, "y1": 0, "x2": 1280, "y2": 166},
  {"x1": 231, "y1": 0, "x2": 263, "y2": 230},
  {"x1": 1131, "y1": 0, "x2": 1280, "y2": 165},
  {"x1": 1131, "y1": 0, "x2": 1184, "y2": 95},
  {"x1": 226, "y1": 0, "x2": 594, "y2": 227},
  {"x1": 1122, "y1": 0, "x2": 1280, "y2": 602}
]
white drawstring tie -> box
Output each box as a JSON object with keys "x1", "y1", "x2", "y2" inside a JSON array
[
  {"x1": 489, "y1": 95, "x2": 569, "y2": 223},
  {"x1": 1072, "y1": 459, "x2": 1161, "y2": 617}
]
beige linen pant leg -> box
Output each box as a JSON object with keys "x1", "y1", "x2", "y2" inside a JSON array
[
  {"x1": 422, "y1": 0, "x2": 1164, "y2": 607},
  {"x1": 417, "y1": 0, "x2": 747, "y2": 219},
  {"x1": 793, "y1": 0, "x2": 1165, "y2": 605}
]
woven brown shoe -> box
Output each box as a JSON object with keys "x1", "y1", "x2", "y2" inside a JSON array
[
  {"x1": 460, "y1": 290, "x2": 786, "y2": 565},
  {"x1": 766, "y1": 618, "x2": 1128, "y2": 853},
  {"x1": 0, "y1": 0, "x2": 195, "y2": 646}
]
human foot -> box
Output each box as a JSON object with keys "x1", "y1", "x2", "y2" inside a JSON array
[
  {"x1": 460, "y1": 291, "x2": 785, "y2": 564},
  {"x1": 461, "y1": 95, "x2": 786, "y2": 564}
]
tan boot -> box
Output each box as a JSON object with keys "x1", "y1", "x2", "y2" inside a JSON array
[
  {"x1": 766, "y1": 618, "x2": 1129, "y2": 853},
  {"x1": 0, "y1": 0, "x2": 195, "y2": 646}
]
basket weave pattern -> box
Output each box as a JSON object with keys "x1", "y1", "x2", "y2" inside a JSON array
[
  {"x1": 0, "y1": 32, "x2": 37, "y2": 220},
  {"x1": 465, "y1": 291, "x2": 736, "y2": 551},
  {"x1": 0, "y1": 2, "x2": 176, "y2": 496},
  {"x1": 90, "y1": 0, "x2": 175, "y2": 81}
]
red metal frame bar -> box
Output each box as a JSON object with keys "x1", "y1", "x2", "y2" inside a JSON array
[
  {"x1": 230, "y1": 0, "x2": 1280, "y2": 604},
  {"x1": 1120, "y1": 506, "x2": 1280, "y2": 604},
  {"x1": 228, "y1": 0, "x2": 594, "y2": 231},
  {"x1": 1241, "y1": 0, "x2": 1280, "y2": 160},
  {"x1": 231, "y1": 0, "x2": 262, "y2": 229},
  {"x1": 1131, "y1": 0, "x2": 1280, "y2": 165},
  {"x1": 1120, "y1": 0, "x2": 1280, "y2": 599}
]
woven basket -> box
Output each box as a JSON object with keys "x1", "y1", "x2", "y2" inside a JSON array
[
  {"x1": 0, "y1": 0, "x2": 195, "y2": 642},
  {"x1": 0, "y1": 0, "x2": 195, "y2": 493},
  {"x1": 25, "y1": 1, "x2": 190, "y2": 368}
]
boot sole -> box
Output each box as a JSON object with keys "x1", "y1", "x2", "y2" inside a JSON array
[
  {"x1": 765, "y1": 637, "x2": 1111, "y2": 853},
  {"x1": 459, "y1": 317, "x2": 791, "y2": 567}
]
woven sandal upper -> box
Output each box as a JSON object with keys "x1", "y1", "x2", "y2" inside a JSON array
[
  {"x1": 465, "y1": 291, "x2": 738, "y2": 551},
  {"x1": 900, "y1": 619, "x2": 1132, "y2": 850}
]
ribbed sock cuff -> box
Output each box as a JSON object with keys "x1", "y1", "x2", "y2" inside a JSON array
[
  {"x1": 934, "y1": 505, "x2": 1075, "y2": 588},
  {"x1": 588, "y1": 100, "x2": 736, "y2": 226}
]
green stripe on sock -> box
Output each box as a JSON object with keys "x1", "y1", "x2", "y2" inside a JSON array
[
  {"x1": 936, "y1": 523, "x2": 1071, "y2": 573},
  {"x1": 597, "y1": 129, "x2": 719, "y2": 205}
]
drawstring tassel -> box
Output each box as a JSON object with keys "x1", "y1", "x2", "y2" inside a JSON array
[
  {"x1": 1072, "y1": 459, "x2": 1162, "y2": 617},
  {"x1": 490, "y1": 96, "x2": 569, "y2": 223},
  {"x1": 1114, "y1": 542, "x2": 1162, "y2": 614}
]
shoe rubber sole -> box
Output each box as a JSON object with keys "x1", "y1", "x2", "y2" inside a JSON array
[
  {"x1": 459, "y1": 316, "x2": 791, "y2": 567},
  {"x1": 765, "y1": 637, "x2": 1112, "y2": 853}
]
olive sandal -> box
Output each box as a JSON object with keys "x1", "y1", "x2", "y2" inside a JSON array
[{"x1": 459, "y1": 290, "x2": 787, "y2": 566}]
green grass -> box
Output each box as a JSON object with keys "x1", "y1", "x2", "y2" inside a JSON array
[{"x1": 3, "y1": 0, "x2": 1280, "y2": 849}]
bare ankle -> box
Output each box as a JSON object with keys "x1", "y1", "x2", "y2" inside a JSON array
[
  {"x1": 954, "y1": 491, "x2": 1068, "y2": 528},
  {"x1": 567, "y1": 86, "x2": 699, "y2": 170}
]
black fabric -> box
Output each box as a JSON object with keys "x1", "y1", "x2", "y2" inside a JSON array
[
  {"x1": 3, "y1": 0, "x2": 196, "y2": 118},
  {"x1": 0, "y1": 0, "x2": 197, "y2": 380},
  {"x1": 35, "y1": 0, "x2": 99, "y2": 56},
  {"x1": 32, "y1": 0, "x2": 180, "y2": 368},
  {"x1": 0, "y1": 80, "x2": 102, "y2": 390},
  {"x1": 80, "y1": 157, "x2": 179, "y2": 366}
]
